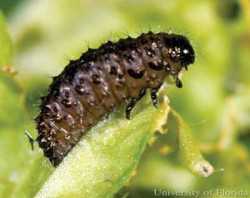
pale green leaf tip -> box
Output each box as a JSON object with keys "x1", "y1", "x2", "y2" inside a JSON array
[
  {"x1": 191, "y1": 159, "x2": 214, "y2": 177},
  {"x1": 170, "y1": 110, "x2": 215, "y2": 178}
]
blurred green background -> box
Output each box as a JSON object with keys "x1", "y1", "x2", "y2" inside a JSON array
[{"x1": 0, "y1": 0, "x2": 250, "y2": 197}]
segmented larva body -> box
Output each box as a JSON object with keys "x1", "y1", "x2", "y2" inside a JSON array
[{"x1": 36, "y1": 32, "x2": 195, "y2": 166}]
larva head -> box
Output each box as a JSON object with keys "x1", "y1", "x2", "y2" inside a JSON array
[
  {"x1": 164, "y1": 34, "x2": 195, "y2": 69},
  {"x1": 162, "y1": 34, "x2": 195, "y2": 87}
]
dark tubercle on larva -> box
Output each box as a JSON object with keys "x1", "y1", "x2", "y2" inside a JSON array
[{"x1": 36, "y1": 31, "x2": 195, "y2": 166}]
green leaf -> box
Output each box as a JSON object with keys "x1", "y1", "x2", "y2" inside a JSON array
[
  {"x1": 35, "y1": 95, "x2": 170, "y2": 198},
  {"x1": 170, "y1": 110, "x2": 214, "y2": 177},
  {"x1": 0, "y1": 12, "x2": 13, "y2": 66}
]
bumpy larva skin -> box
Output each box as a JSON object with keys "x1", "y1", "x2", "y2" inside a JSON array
[{"x1": 36, "y1": 32, "x2": 195, "y2": 166}]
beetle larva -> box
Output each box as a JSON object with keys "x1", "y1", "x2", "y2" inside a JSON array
[{"x1": 35, "y1": 32, "x2": 195, "y2": 166}]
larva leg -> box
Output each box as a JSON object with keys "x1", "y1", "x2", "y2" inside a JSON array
[
  {"x1": 150, "y1": 86, "x2": 161, "y2": 107},
  {"x1": 175, "y1": 77, "x2": 183, "y2": 88},
  {"x1": 126, "y1": 88, "x2": 146, "y2": 119}
]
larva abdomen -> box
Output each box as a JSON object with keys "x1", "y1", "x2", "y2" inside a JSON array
[{"x1": 36, "y1": 32, "x2": 195, "y2": 166}]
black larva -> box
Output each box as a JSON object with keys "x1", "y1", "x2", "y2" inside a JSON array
[{"x1": 35, "y1": 32, "x2": 195, "y2": 166}]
